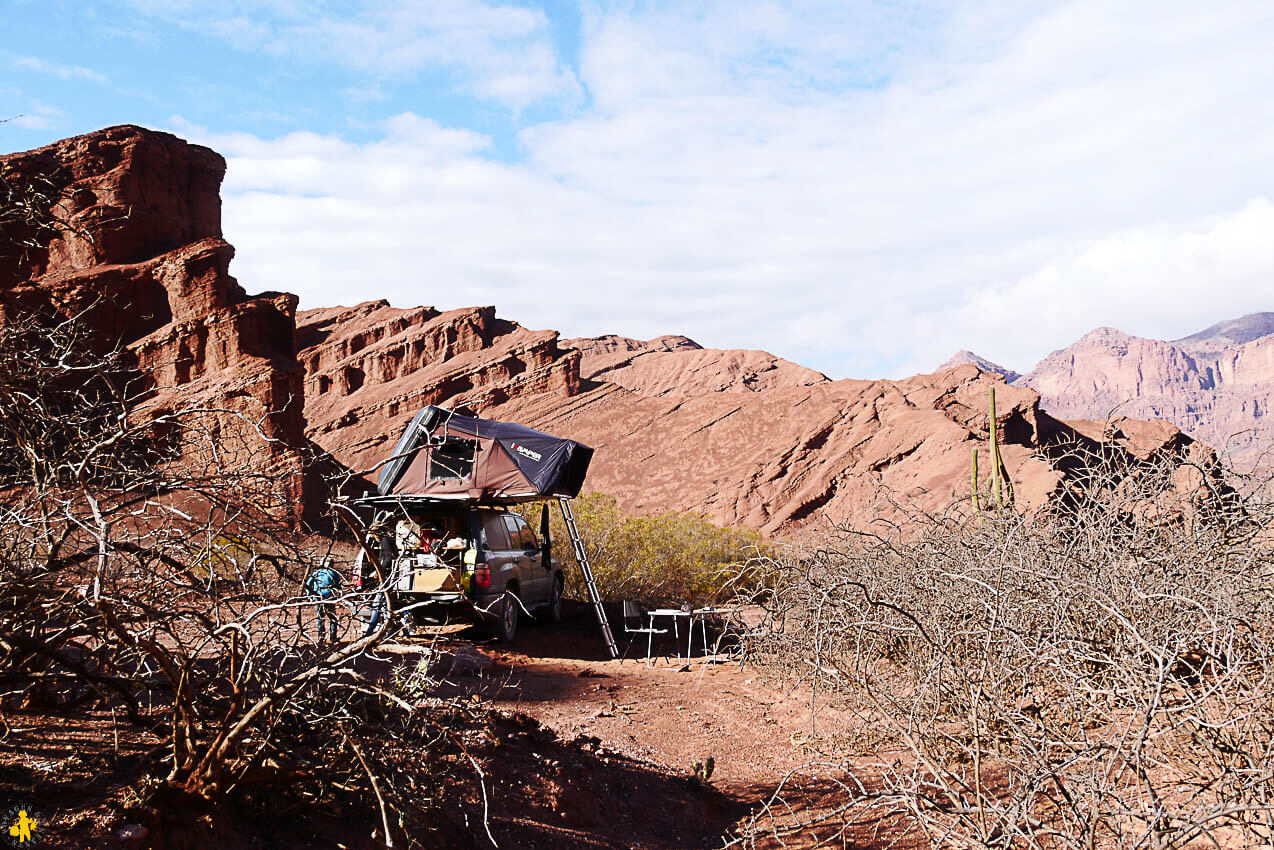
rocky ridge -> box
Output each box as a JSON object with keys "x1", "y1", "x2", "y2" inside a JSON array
[
  {"x1": 298, "y1": 303, "x2": 1209, "y2": 533},
  {"x1": 567, "y1": 334, "x2": 830, "y2": 396},
  {"x1": 937, "y1": 350, "x2": 1021, "y2": 384},
  {"x1": 1014, "y1": 322, "x2": 1274, "y2": 470},
  {"x1": 939, "y1": 312, "x2": 1274, "y2": 471},
  {"x1": 3, "y1": 126, "x2": 1228, "y2": 533}
]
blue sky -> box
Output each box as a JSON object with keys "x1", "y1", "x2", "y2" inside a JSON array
[{"x1": 4, "y1": 1, "x2": 1274, "y2": 378}]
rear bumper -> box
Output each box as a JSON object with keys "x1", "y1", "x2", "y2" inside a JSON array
[{"x1": 375, "y1": 591, "x2": 504, "y2": 619}]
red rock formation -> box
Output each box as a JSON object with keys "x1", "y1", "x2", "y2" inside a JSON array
[
  {"x1": 296, "y1": 300, "x2": 579, "y2": 477},
  {"x1": 4, "y1": 126, "x2": 1228, "y2": 533},
  {"x1": 0, "y1": 126, "x2": 310, "y2": 514},
  {"x1": 567, "y1": 334, "x2": 829, "y2": 396},
  {"x1": 299, "y1": 300, "x2": 1208, "y2": 534}
]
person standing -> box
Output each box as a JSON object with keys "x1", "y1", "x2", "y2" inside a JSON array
[{"x1": 305, "y1": 556, "x2": 344, "y2": 643}]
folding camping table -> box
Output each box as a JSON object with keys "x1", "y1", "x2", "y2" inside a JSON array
[{"x1": 646, "y1": 607, "x2": 723, "y2": 665}]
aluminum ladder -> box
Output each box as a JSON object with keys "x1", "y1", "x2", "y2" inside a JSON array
[{"x1": 558, "y1": 497, "x2": 618, "y2": 658}]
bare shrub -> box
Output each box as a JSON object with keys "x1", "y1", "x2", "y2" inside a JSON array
[
  {"x1": 738, "y1": 447, "x2": 1274, "y2": 848},
  {"x1": 0, "y1": 307, "x2": 490, "y2": 845}
]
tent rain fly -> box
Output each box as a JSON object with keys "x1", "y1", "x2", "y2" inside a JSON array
[{"x1": 375, "y1": 406, "x2": 593, "y2": 504}]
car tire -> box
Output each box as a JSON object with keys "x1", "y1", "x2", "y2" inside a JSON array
[
  {"x1": 544, "y1": 575, "x2": 564, "y2": 624},
  {"x1": 496, "y1": 590, "x2": 519, "y2": 642}
]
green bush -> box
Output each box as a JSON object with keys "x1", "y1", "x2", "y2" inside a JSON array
[{"x1": 528, "y1": 492, "x2": 767, "y2": 607}]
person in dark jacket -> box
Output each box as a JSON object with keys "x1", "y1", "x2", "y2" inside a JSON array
[{"x1": 305, "y1": 557, "x2": 344, "y2": 642}]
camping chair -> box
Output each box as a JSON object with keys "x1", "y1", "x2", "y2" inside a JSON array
[
  {"x1": 621, "y1": 600, "x2": 670, "y2": 666},
  {"x1": 713, "y1": 606, "x2": 767, "y2": 669}
]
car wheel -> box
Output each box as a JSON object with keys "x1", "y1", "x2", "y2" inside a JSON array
[
  {"x1": 545, "y1": 575, "x2": 563, "y2": 624},
  {"x1": 496, "y1": 590, "x2": 519, "y2": 642}
]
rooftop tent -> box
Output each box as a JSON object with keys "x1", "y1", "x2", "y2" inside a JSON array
[{"x1": 375, "y1": 405, "x2": 593, "y2": 503}]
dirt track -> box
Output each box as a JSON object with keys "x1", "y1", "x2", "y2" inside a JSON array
[{"x1": 401, "y1": 605, "x2": 918, "y2": 848}]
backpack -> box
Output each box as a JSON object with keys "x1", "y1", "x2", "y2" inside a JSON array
[{"x1": 306, "y1": 566, "x2": 342, "y2": 599}]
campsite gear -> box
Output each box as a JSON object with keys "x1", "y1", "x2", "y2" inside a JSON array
[
  {"x1": 358, "y1": 407, "x2": 605, "y2": 651},
  {"x1": 646, "y1": 607, "x2": 717, "y2": 666},
  {"x1": 621, "y1": 599, "x2": 670, "y2": 666},
  {"x1": 559, "y1": 497, "x2": 618, "y2": 658},
  {"x1": 377, "y1": 406, "x2": 593, "y2": 504},
  {"x1": 356, "y1": 505, "x2": 560, "y2": 643}
]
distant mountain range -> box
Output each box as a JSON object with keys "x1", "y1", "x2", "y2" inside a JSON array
[{"x1": 942, "y1": 312, "x2": 1274, "y2": 470}]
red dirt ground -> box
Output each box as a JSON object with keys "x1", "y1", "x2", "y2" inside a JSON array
[
  {"x1": 0, "y1": 605, "x2": 918, "y2": 849},
  {"x1": 412, "y1": 604, "x2": 921, "y2": 848}
]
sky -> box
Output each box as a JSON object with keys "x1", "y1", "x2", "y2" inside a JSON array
[{"x1": 3, "y1": 0, "x2": 1273, "y2": 379}]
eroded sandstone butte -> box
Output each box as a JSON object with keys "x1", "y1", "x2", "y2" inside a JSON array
[
  {"x1": 0, "y1": 125, "x2": 311, "y2": 513},
  {"x1": 299, "y1": 301, "x2": 1210, "y2": 533}
]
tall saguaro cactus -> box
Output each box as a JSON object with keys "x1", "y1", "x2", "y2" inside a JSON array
[{"x1": 972, "y1": 385, "x2": 1014, "y2": 515}]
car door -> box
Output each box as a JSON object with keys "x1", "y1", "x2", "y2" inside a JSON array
[
  {"x1": 479, "y1": 511, "x2": 517, "y2": 596},
  {"x1": 515, "y1": 513, "x2": 549, "y2": 603},
  {"x1": 502, "y1": 513, "x2": 544, "y2": 603}
]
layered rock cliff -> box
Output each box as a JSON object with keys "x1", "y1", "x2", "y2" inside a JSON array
[
  {"x1": 298, "y1": 303, "x2": 1211, "y2": 533},
  {"x1": 1015, "y1": 322, "x2": 1274, "y2": 470},
  {"x1": 0, "y1": 125, "x2": 310, "y2": 512},
  {"x1": 297, "y1": 300, "x2": 579, "y2": 477}
]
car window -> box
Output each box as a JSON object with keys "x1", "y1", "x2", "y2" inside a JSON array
[
  {"x1": 502, "y1": 515, "x2": 525, "y2": 549},
  {"x1": 520, "y1": 517, "x2": 538, "y2": 550},
  {"x1": 481, "y1": 513, "x2": 510, "y2": 550}
]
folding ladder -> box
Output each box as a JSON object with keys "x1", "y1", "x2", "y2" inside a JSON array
[{"x1": 558, "y1": 497, "x2": 618, "y2": 658}]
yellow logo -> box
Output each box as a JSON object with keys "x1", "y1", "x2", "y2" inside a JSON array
[{"x1": 7, "y1": 810, "x2": 36, "y2": 844}]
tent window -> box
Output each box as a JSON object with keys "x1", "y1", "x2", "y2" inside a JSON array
[{"x1": 429, "y1": 438, "x2": 476, "y2": 480}]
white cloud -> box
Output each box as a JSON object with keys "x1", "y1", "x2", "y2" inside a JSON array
[
  {"x1": 176, "y1": 1, "x2": 1274, "y2": 378},
  {"x1": 4, "y1": 101, "x2": 66, "y2": 130},
  {"x1": 935, "y1": 199, "x2": 1274, "y2": 371},
  {"x1": 121, "y1": 0, "x2": 578, "y2": 108},
  {"x1": 9, "y1": 55, "x2": 107, "y2": 82}
]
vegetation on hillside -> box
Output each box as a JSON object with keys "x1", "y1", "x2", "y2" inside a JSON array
[{"x1": 0, "y1": 307, "x2": 495, "y2": 847}]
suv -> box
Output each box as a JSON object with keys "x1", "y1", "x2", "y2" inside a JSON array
[{"x1": 354, "y1": 503, "x2": 563, "y2": 643}]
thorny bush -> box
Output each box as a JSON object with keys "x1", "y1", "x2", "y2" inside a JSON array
[
  {"x1": 736, "y1": 445, "x2": 1274, "y2": 849},
  {"x1": 0, "y1": 307, "x2": 495, "y2": 847}
]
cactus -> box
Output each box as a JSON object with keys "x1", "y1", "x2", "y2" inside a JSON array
[
  {"x1": 971, "y1": 446, "x2": 981, "y2": 515},
  {"x1": 972, "y1": 385, "x2": 1014, "y2": 515}
]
